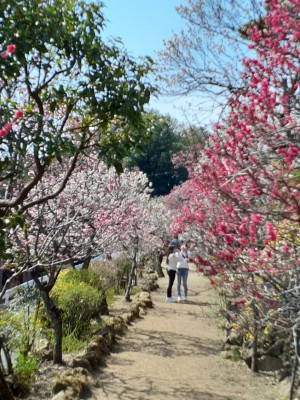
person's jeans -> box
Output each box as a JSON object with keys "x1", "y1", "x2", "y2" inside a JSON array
[
  {"x1": 167, "y1": 269, "x2": 176, "y2": 298},
  {"x1": 177, "y1": 268, "x2": 189, "y2": 297}
]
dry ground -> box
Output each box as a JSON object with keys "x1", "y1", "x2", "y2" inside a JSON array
[{"x1": 89, "y1": 267, "x2": 288, "y2": 400}]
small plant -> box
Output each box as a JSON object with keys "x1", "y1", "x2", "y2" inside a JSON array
[
  {"x1": 62, "y1": 333, "x2": 89, "y2": 353},
  {"x1": 230, "y1": 348, "x2": 241, "y2": 362},
  {"x1": 105, "y1": 287, "x2": 118, "y2": 305},
  {"x1": 14, "y1": 351, "x2": 39, "y2": 383},
  {"x1": 130, "y1": 286, "x2": 142, "y2": 296}
]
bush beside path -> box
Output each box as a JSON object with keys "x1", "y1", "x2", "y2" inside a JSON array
[{"x1": 92, "y1": 269, "x2": 284, "y2": 400}]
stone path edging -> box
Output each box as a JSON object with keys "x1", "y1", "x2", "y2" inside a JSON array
[{"x1": 91, "y1": 268, "x2": 284, "y2": 400}]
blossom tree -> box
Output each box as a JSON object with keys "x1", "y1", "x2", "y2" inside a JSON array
[
  {"x1": 168, "y1": 0, "x2": 300, "y2": 384},
  {"x1": 7, "y1": 156, "x2": 170, "y2": 362},
  {"x1": 94, "y1": 168, "x2": 171, "y2": 300},
  {"x1": 158, "y1": 0, "x2": 265, "y2": 121},
  {"x1": 6, "y1": 157, "x2": 110, "y2": 364},
  {"x1": 0, "y1": 0, "x2": 153, "y2": 262},
  {"x1": 0, "y1": 4, "x2": 154, "y2": 394}
]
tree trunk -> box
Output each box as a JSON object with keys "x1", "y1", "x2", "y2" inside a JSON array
[
  {"x1": 290, "y1": 354, "x2": 298, "y2": 400},
  {"x1": 290, "y1": 329, "x2": 300, "y2": 400},
  {"x1": 154, "y1": 252, "x2": 164, "y2": 278},
  {"x1": 0, "y1": 368, "x2": 14, "y2": 400},
  {"x1": 251, "y1": 302, "x2": 259, "y2": 373},
  {"x1": 125, "y1": 252, "x2": 137, "y2": 302},
  {"x1": 81, "y1": 255, "x2": 92, "y2": 270},
  {"x1": 0, "y1": 336, "x2": 13, "y2": 374},
  {"x1": 40, "y1": 289, "x2": 63, "y2": 364}
]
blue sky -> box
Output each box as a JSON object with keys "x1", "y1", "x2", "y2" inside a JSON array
[
  {"x1": 102, "y1": 1, "x2": 199, "y2": 124},
  {"x1": 103, "y1": 1, "x2": 184, "y2": 58}
]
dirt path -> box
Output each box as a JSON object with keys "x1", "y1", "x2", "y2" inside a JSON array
[{"x1": 91, "y1": 268, "x2": 284, "y2": 400}]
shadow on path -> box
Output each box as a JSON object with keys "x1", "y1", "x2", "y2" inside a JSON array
[
  {"x1": 91, "y1": 270, "x2": 281, "y2": 400},
  {"x1": 98, "y1": 373, "x2": 236, "y2": 400},
  {"x1": 110, "y1": 327, "x2": 222, "y2": 359}
]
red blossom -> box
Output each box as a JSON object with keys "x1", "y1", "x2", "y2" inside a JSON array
[
  {"x1": 6, "y1": 44, "x2": 16, "y2": 54},
  {"x1": 250, "y1": 214, "x2": 263, "y2": 225},
  {"x1": 253, "y1": 291, "x2": 264, "y2": 300},
  {"x1": 4, "y1": 122, "x2": 13, "y2": 131},
  {"x1": 15, "y1": 110, "x2": 24, "y2": 118}
]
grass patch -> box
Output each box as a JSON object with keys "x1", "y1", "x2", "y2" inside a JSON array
[
  {"x1": 62, "y1": 333, "x2": 89, "y2": 353},
  {"x1": 15, "y1": 352, "x2": 39, "y2": 383}
]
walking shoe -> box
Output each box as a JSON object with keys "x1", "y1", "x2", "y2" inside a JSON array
[
  {"x1": 183, "y1": 296, "x2": 187, "y2": 301},
  {"x1": 165, "y1": 297, "x2": 176, "y2": 303},
  {"x1": 177, "y1": 296, "x2": 181, "y2": 302}
]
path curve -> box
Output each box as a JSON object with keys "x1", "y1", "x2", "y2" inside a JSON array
[{"x1": 92, "y1": 268, "x2": 282, "y2": 400}]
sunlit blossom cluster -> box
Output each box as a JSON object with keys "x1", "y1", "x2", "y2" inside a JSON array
[{"x1": 165, "y1": 0, "x2": 300, "y2": 334}]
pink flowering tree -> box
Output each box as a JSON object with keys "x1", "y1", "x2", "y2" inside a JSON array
[
  {"x1": 0, "y1": 6, "x2": 154, "y2": 394},
  {"x1": 6, "y1": 157, "x2": 111, "y2": 364},
  {"x1": 0, "y1": 0, "x2": 153, "y2": 269},
  {"x1": 167, "y1": 0, "x2": 300, "y2": 382},
  {"x1": 8, "y1": 156, "x2": 170, "y2": 361},
  {"x1": 94, "y1": 167, "x2": 171, "y2": 300}
]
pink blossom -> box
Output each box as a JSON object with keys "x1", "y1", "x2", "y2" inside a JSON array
[
  {"x1": 15, "y1": 110, "x2": 24, "y2": 118},
  {"x1": 210, "y1": 266, "x2": 217, "y2": 275},
  {"x1": 250, "y1": 235, "x2": 256, "y2": 243},
  {"x1": 6, "y1": 44, "x2": 16, "y2": 54},
  {"x1": 238, "y1": 223, "x2": 247, "y2": 237},
  {"x1": 248, "y1": 249, "x2": 257, "y2": 260},
  {"x1": 4, "y1": 122, "x2": 13, "y2": 131},
  {"x1": 0, "y1": 129, "x2": 7, "y2": 138},
  {"x1": 238, "y1": 238, "x2": 247, "y2": 246},
  {"x1": 218, "y1": 221, "x2": 227, "y2": 233},
  {"x1": 248, "y1": 267, "x2": 258, "y2": 272},
  {"x1": 232, "y1": 300, "x2": 246, "y2": 308},
  {"x1": 249, "y1": 224, "x2": 257, "y2": 235},
  {"x1": 266, "y1": 222, "x2": 277, "y2": 241},
  {"x1": 253, "y1": 290, "x2": 264, "y2": 300},
  {"x1": 251, "y1": 214, "x2": 263, "y2": 225},
  {"x1": 232, "y1": 184, "x2": 243, "y2": 195},
  {"x1": 224, "y1": 235, "x2": 234, "y2": 245},
  {"x1": 283, "y1": 243, "x2": 289, "y2": 253},
  {"x1": 287, "y1": 146, "x2": 299, "y2": 157}
]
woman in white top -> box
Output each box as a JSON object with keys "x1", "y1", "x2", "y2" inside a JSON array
[
  {"x1": 165, "y1": 239, "x2": 183, "y2": 303},
  {"x1": 176, "y1": 243, "x2": 191, "y2": 302}
]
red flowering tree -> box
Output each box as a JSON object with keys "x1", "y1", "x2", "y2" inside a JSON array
[{"x1": 168, "y1": 0, "x2": 300, "y2": 383}]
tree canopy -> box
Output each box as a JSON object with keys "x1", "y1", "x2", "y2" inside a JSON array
[
  {"x1": 0, "y1": 0, "x2": 155, "y2": 385},
  {"x1": 124, "y1": 113, "x2": 188, "y2": 196},
  {"x1": 0, "y1": 0, "x2": 154, "y2": 258}
]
